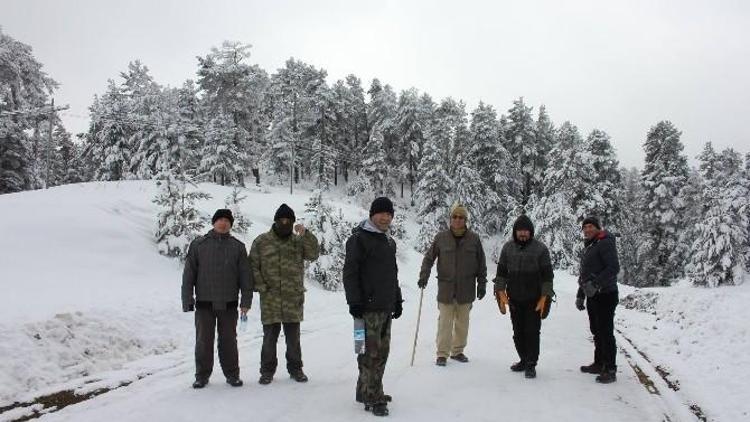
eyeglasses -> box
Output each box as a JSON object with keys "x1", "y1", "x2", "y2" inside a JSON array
[{"x1": 451, "y1": 215, "x2": 466, "y2": 220}]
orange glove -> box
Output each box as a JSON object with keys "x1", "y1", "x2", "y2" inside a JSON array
[
  {"x1": 495, "y1": 290, "x2": 509, "y2": 315},
  {"x1": 535, "y1": 295, "x2": 548, "y2": 317}
]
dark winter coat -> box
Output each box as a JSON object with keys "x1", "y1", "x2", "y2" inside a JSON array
[
  {"x1": 343, "y1": 220, "x2": 403, "y2": 313},
  {"x1": 577, "y1": 230, "x2": 620, "y2": 299},
  {"x1": 494, "y1": 237, "x2": 554, "y2": 302},
  {"x1": 418, "y1": 229, "x2": 488, "y2": 304},
  {"x1": 182, "y1": 230, "x2": 253, "y2": 311}
]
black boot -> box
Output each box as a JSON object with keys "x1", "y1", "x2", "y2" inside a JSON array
[
  {"x1": 290, "y1": 370, "x2": 309, "y2": 383},
  {"x1": 596, "y1": 369, "x2": 617, "y2": 384},
  {"x1": 192, "y1": 378, "x2": 208, "y2": 389},
  {"x1": 258, "y1": 373, "x2": 273, "y2": 385},
  {"x1": 580, "y1": 363, "x2": 602, "y2": 374},
  {"x1": 371, "y1": 403, "x2": 389, "y2": 417},
  {"x1": 510, "y1": 361, "x2": 526, "y2": 372},
  {"x1": 436, "y1": 357, "x2": 447, "y2": 366},
  {"x1": 225, "y1": 377, "x2": 243, "y2": 387},
  {"x1": 524, "y1": 365, "x2": 537, "y2": 379}
]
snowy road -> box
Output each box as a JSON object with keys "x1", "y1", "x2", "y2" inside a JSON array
[{"x1": 28, "y1": 276, "x2": 668, "y2": 422}]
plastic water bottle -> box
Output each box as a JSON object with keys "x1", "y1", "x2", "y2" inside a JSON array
[
  {"x1": 353, "y1": 318, "x2": 366, "y2": 354},
  {"x1": 240, "y1": 313, "x2": 248, "y2": 333}
]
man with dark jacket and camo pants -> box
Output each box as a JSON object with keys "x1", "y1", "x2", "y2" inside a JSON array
[
  {"x1": 182, "y1": 209, "x2": 252, "y2": 389},
  {"x1": 343, "y1": 197, "x2": 403, "y2": 417},
  {"x1": 576, "y1": 216, "x2": 620, "y2": 384},
  {"x1": 494, "y1": 214, "x2": 554, "y2": 379}
]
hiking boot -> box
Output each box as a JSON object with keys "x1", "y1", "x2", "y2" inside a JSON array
[
  {"x1": 192, "y1": 378, "x2": 208, "y2": 389},
  {"x1": 371, "y1": 403, "x2": 389, "y2": 417},
  {"x1": 436, "y1": 357, "x2": 447, "y2": 366},
  {"x1": 596, "y1": 369, "x2": 617, "y2": 384},
  {"x1": 258, "y1": 374, "x2": 273, "y2": 385},
  {"x1": 225, "y1": 377, "x2": 243, "y2": 387},
  {"x1": 525, "y1": 366, "x2": 537, "y2": 379},
  {"x1": 450, "y1": 353, "x2": 469, "y2": 363},
  {"x1": 510, "y1": 361, "x2": 526, "y2": 372},
  {"x1": 290, "y1": 371, "x2": 309, "y2": 383},
  {"x1": 580, "y1": 363, "x2": 602, "y2": 374},
  {"x1": 359, "y1": 394, "x2": 392, "y2": 405}
]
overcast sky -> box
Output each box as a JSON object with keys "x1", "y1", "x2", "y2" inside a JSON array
[{"x1": 3, "y1": 0, "x2": 749, "y2": 168}]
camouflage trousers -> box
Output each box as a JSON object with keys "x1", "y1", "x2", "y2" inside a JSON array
[{"x1": 356, "y1": 311, "x2": 392, "y2": 405}]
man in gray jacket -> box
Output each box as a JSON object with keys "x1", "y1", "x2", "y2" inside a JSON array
[
  {"x1": 418, "y1": 203, "x2": 488, "y2": 366},
  {"x1": 182, "y1": 209, "x2": 252, "y2": 389}
]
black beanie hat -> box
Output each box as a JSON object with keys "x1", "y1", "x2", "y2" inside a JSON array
[
  {"x1": 212, "y1": 209, "x2": 234, "y2": 226},
  {"x1": 512, "y1": 214, "x2": 535, "y2": 242},
  {"x1": 370, "y1": 197, "x2": 395, "y2": 217},
  {"x1": 274, "y1": 204, "x2": 296, "y2": 222},
  {"x1": 582, "y1": 216, "x2": 602, "y2": 230}
]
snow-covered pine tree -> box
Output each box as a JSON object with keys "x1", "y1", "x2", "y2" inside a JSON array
[
  {"x1": 303, "y1": 190, "x2": 353, "y2": 290},
  {"x1": 639, "y1": 121, "x2": 690, "y2": 286},
  {"x1": 0, "y1": 28, "x2": 58, "y2": 193},
  {"x1": 394, "y1": 88, "x2": 425, "y2": 200},
  {"x1": 224, "y1": 186, "x2": 251, "y2": 237},
  {"x1": 153, "y1": 175, "x2": 211, "y2": 260},
  {"x1": 196, "y1": 41, "x2": 270, "y2": 185},
  {"x1": 415, "y1": 122, "x2": 452, "y2": 252},
  {"x1": 51, "y1": 123, "x2": 83, "y2": 186},
  {"x1": 468, "y1": 101, "x2": 515, "y2": 234},
  {"x1": 617, "y1": 167, "x2": 650, "y2": 285},
  {"x1": 504, "y1": 97, "x2": 539, "y2": 205},
  {"x1": 360, "y1": 123, "x2": 392, "y2": 196},
  {"x1": 199, "y1": 113, "x2": 244, "y2": 185},
  {"x1": 585, "y1": 129, "x2": 622, "y2": 228},
  {"x1": 689, "y1": 147, "x2": 749, "y2": 286},
  {"x1": 533, "y1": 105, "x2": 555, "y2": 196},
  {"x1": 86, "y1": 80, "x2": 135, "y2": 181}
]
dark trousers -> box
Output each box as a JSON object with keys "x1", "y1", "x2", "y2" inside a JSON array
[
  {"x1": 260, "y1": 322, "x2": 302, "y2": 375},
  {"x1": 509, "y1": 299, "x2": 542, "y2": 366},
  {"x1": 356, "y1": 311, "x2": 392, "y2": 405},
  {"x1": 195, "y1": 306, "x2": 239, "y2": 381},
  {"x1": 587, "y1": 291, "x2": 618, "y2": 370}
]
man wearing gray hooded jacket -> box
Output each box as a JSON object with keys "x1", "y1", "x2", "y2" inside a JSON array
[{"x1": 343, "y1": 197, "x2": 403, "y2": 417}]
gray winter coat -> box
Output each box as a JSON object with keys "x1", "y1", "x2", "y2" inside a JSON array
[{"x1": 182, "y1": 230, "x2": 253, "y2": 311}]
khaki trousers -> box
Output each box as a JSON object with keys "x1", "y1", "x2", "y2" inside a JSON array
[{"x1": 436, "y1": 301, "x2": 472, "y2": 358}]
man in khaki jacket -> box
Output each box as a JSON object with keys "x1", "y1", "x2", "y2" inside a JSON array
[{"x1": 418, "y1": 203, "x2": 488, "y2": 366}]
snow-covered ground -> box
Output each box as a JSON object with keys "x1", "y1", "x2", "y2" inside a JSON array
[{"x1": 0, "y1": 181, "x2": 736, "y2": 421}]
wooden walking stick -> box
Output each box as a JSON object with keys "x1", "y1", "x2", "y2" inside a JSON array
[{"x1": 410, "y1": 287, "x2": 425, "y2": 367}]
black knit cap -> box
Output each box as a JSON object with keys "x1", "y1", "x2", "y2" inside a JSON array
[
  {"x1": 512, "y1": 214, "x2": 535, "y2": 242},
  {"x1": 212, "y1": 209, "x2": 234, "y2": 226},
  {"x1": 370, "y1": 197, "x2": 395, "y2": 217},
  {"x1": 582, "y1": 216, "x2": 602, "y2": 230},
  {"x1": 274, "y1": 203, "x2": 296, "y2": 222}
]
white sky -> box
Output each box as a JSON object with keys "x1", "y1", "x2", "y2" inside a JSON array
[{"x1": 3, "y1": 0, "x2": 749, "y2": 168}]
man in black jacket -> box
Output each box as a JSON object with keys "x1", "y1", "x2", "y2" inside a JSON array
[
  {"x1": 576, "y1": 216, "x2": 620, "y2": 384},
  {"x1": 343, "y1": 197, "x2": 403, "y2": 417},
  {"x1": 182, "y1": 209, "x2": 252, "y2": 389},
  {"x1": 494, "y1": 215, "x2": 554, "y2": 379}
]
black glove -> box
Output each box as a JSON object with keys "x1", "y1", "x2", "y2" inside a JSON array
[
  {"x1": 183, "y1": 303, "x2": 194, "y2": 312},
  {"x1": 417, "y1": 280, "x2": 427, "y2": 289},
  {"x1": 575, "y1": 296, "x2": 585, "y2": 311},
  {"x1": 476, "y1": 283, "x2": 486, "y2": 300},
  {"x1": 349, "y1": 303, "x2": 364, "y2": 319},
  {"x1": 392, "y1": 301, "x2": 403, "y2": 319}
]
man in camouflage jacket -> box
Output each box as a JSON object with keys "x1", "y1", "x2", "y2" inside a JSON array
[{"x1": 249, "y1": 203, "x2": 319, "y2": 385}]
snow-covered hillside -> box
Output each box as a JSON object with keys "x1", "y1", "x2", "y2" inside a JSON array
[{"x1": 0, "y1": 181, "x2": 740, "y2": 421}]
